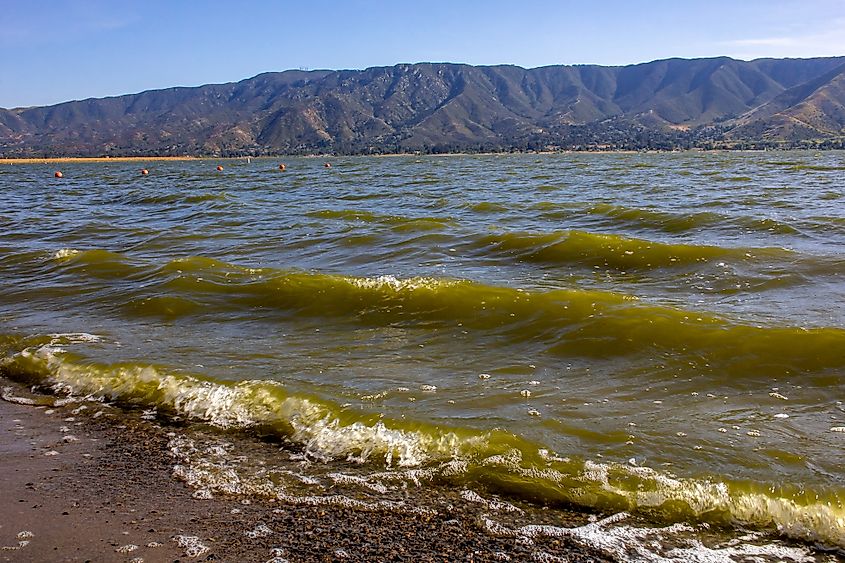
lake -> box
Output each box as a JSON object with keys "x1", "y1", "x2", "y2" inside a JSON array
[{"x1": 1, "y1": 152, "x2": 843, "y2": 560}]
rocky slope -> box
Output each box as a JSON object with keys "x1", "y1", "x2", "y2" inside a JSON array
[{"x1": 2, "y1": 57, "x2": 845, "y2": 155}]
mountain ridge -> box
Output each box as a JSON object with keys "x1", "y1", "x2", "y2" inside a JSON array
[{"x1": 3, "y1": 56, "x2": 845, "y2": 156}]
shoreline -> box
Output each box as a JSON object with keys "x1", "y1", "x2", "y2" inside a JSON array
[
  {"x1": 0, "y1": 379, "x2": 612, "y2": 562},
  {"x1": 0, "y1": 156, "x2": 200, "y2": 164},
  {"x1": 2, "y1": 147, "x2": 833, "y2": 165},
  {"x1": 1, "y1": 152, "x2": 638, "y2": 164}
]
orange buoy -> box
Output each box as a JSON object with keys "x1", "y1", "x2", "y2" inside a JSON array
[
  {"x1": 217, "y1": 165, "x2": 224, "y2": 171},
  {"x1": 140, "y1": 169, "x2": 149, "y2": 176},
  {"x1": 278, "y1": 163, "x2": 286, "y2": 171},
  {"x1": 324, "y1": 162, "x2": 332, "y2": 168},
  {"x1": 54, "y1": 171, "x2": 63, "y2": 178}
]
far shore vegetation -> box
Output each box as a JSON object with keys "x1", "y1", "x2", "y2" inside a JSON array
[{"x1": 2, "y1": 139, "x2": 844, "y2": 165}]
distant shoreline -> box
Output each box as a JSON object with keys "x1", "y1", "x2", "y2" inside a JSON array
[
  {"x1": 0, "y1": 156, "x2": 201, "y2": 164},
  {"x1": 0, "y1": 153, "x2": 600, "y2": 164},
  {"x1": 0, "y1": 148, "x2": 838, "y2": 165}
]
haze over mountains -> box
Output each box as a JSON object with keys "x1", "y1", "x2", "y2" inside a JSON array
[{"x1": 2, "y1": 56, "x2": 845, "y2": 156}]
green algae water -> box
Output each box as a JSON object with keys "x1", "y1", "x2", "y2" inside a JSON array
[{"x1": 1, "y1": 152, "x2": 844, "y2": 560}]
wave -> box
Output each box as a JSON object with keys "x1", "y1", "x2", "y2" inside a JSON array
[
  {"x1": 585, "y1": 203, "x2": 801, "y2": 235},
  {"x1": 312, "y1": 202, "x2": 804, "y2": 241},
  {"x1": 471, "y1": 230, "x2": 794, "y2": 270},
  {"x1": 469, "y1": 230, "x2": 844, "y2": 276},
  {"x1": 39, "y1": 254, "x2": 845, "y2": 374},
  {"x1": 42, "y1": 220, "x2": 840, "y2": 293},
  {"x1": 50, "y1": 248, "x2": 147, "y2": 279},
  {"x1": 584, "y1": 203, "x2": 727, "y2": 233},
  {"x1": 535, "y1": 202, "x2": 802, "y2": 235},
  {"x1": 2, "y1": 335, "x2": 843, "y2": 550}
]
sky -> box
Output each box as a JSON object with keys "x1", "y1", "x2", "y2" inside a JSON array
[{"x1": 2, "y1": 0, "x2": 845, "y2": 108}]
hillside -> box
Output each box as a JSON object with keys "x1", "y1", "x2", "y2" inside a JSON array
[{"x1": 2, "y1": 57, "x2": 845, "y2": 156}]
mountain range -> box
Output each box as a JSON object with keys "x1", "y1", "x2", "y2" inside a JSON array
[{"x1": 2, "y1": 56, "x2": 845, "y2": 156}]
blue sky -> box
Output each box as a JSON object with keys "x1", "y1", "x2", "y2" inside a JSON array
[{"x1": 2, "y1": 0, "x2": 844, "y2": 108}]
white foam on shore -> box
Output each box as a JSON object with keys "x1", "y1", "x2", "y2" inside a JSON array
[
  {"x1": 244, "y1": 523, "x2": 273, "y2": 539},
  {"x1": 329, "y1": 472, "x2": 388, "y2": 494},
  {"x1": 165, "y1": 432, "x2": 831, "y2": 561},
  {"x1": 172, "y1": 535, "x2": 209, "y2": 558},
  {"x1": 479, "y1": 449, "x2": 845, "y2": 550},
  {"x1": 168, "y1": 435, "x2": 438, "y2": 516},
  {"x1": 276, "y1": 492, "x2": 434, "y2": 514},
  {"x1": 482, "y1": 513, "x2": 818, "y2": 563},
  {"x1": 1, "y1": 387, "x2": 39, "y2": 405},
  {"x1": 461, "y1": 489, "x2": 524, "y2": 513}
]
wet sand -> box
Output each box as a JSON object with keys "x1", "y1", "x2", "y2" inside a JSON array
[{"x1": 0, "y1": 381, "x2": 613, "y2": 562}]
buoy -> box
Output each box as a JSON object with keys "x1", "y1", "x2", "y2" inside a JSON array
[
  {"x1": 54, "y1": 171, "x2": 63, "y2": 178},
  {"x1": 278, "y1": 164, "x2": 286, "y2": 171},
  {"x1": 324, "y1": 162, "x2": 331, "y2": 168},
  {"x1": 217, "y1": 165, "x2": 224, "y2": 171},
  {"x1": 140, "y1": 169, "x2": 149, "y2": 176}
]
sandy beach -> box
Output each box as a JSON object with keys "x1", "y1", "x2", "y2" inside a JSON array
[{"x1": 0, "y1": 379, "x2": 611, "y2": 562}]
